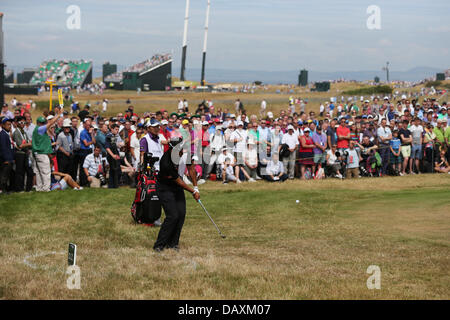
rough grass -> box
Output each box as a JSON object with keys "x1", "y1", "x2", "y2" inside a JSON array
[{"x1": 0, "y1": 174, "x2": 449, "y2": 299}]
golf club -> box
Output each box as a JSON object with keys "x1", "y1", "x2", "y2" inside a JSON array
[{"x1": 198, "y1": 200, "x2": 226, "y2": 239}]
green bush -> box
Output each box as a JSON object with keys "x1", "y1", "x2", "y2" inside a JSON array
[
  {"x1": 35, "y1": 100, "x2": 70, "y2": 111},
  {"x1": 343, "y1": 85, "x2": 393, "y2": 95},
  {"x1": 424, "y1": 80, "x2": 442, "y2": 88}
]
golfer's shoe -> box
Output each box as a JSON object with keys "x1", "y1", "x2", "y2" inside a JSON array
[
  {"x1": 154, "y1": 219, "x2": 162, "y2": 227},
  {"x1": 153, "y1": 246, "x2": 164, "y2": 252}
]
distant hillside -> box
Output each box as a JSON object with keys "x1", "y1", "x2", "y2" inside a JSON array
[
  {"x1": 8, "y1": 64, "x2": 446, "y2": 84},
  {"x1": 176, "y1": 66, "x2": 445, "y2": 84}
]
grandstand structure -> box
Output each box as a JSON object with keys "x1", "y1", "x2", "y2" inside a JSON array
[
  {"x1": 29, "y1": 59, "x2": 92, "y2": 87},
  {"x1": 104, "y1": 53, "x2": 172, "y2": 91}
]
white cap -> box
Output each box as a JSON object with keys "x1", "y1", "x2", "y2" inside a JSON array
[
  {"x1": 161, "y1": 119, "x2": 169, "y2": 125},
  {"x1": 401, "y1": 94, "x2": 407, "y2": 100},
  {"x1": 267, "y1": 111, "x2": 274, "y2": 118},
  {"x1": 46, "y1": 115, "x2": 54, "y2": 120},
  {"x1": 287, "y1": 125, "x2": 294, "y2": 130},
  {"x1": 237, "y1": 121, "x2": 244, "y2": 126},
  {"x1": 384, "y1": 96, "x2": 389, "y2": 100},
  {"x1": 303, "y1": 128, "x2": 310, "y2": 132},
  {"x1": 63, "y1": 118, "x2": 71, "y2": 127},
  {"x1": 230, "y1": 114, "x2": 236, "y2": 118},
  {"x1": 192, "y1": 155, "x2": 199, "y2": 161},
  {"x1": 202, "y1": 121, "x2": 209, "y2": 126}
]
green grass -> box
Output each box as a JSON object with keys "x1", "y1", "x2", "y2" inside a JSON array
[{"x1": 0, "y1": 175, "x2": 449, "y2": 299}]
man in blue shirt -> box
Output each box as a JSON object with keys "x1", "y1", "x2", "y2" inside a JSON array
[
  {"x1": 78, "y1": 119, "x2": 96, "y2": 186},
  {"x1": 95, "y1": 123, "x2": 108, "y2": 156}
]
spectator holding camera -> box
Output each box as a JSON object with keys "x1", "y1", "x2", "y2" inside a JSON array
[
  {"x1": 326, "y1": 144, "x2": 342, "y2": 178},
  {"x1": 83, "y1": 145, "x2": 108, "y2": 188}
]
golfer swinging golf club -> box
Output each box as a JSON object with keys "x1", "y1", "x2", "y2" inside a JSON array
[{"x1": 153, "y1": 136, "x2": 200, "y2": 252}]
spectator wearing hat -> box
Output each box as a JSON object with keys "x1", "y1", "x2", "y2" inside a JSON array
[
  {"x1": 140, "y1": 119, "x2": 163, "y2": 171},
  {"x1": 298, "y1": 127, "x2": 315, "y2": 180},
  {"x1": 409, "y1": 117, "x2": 424, "y2": 174},
  {"x1": 0, "y1": 118, "x2": 15, "y2": 193},
  {"x1": 12, "y1": 116, "x2": 34, "y2": 192},
  {"x1": 398, "y1": 120, "x2": 412, "y2": 175},
  {"x1": 56, "y1": 118, "x2": 75, "y2": 175},
  {"x1": 32, "y1": 109, "x2": 62, "y2": 192},
  {"x1": 264, "y1": 153, "x2": 288, "y2": 182},
  {"x1": 243, "y1": 140, "x2": 258, "y2": 181},
  {"x1": 78, "y1": 119, "x2": 96, "y2": 186},
  {"x1": 230, "y1": 121, "x2": 247, "y2": 166},
  {"x1": 312, "y1": 126, "x2": 327, "y2": 174},
  {"x1": 280, "y1": 125, "x2": 298, "y2": 179}
]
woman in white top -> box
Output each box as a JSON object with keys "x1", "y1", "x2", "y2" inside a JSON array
[{"x1": 130, "y1": 126, "x2": 144, "y2": 169}]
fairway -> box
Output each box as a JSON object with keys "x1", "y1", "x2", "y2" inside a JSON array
[{"x1": 0, "y1": 175, "x2": 449, "y2": 299}]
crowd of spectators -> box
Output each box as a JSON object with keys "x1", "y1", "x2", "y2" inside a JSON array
[
  {"x1": 30, "y1": 59, "x2": 92, "y2": 87},
  {"x1": 1, "y1": 94, "x2": 449, "y2": 195},
  {"x1": 104, "y1": 54, "x2": 172, "y2": 83}
]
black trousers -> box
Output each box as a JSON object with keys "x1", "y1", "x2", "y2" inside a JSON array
[
  {"x1": 14, "y1": 152, "x2": 34, "y2": 192},
  {"x1": 78, "y1": 149, "x2": 92, "y2": 186},
  {"x1": 107, "y1": 156, "x2": 121, "y2": 188},
  {"x1": 154, "y1": 183, "x2": 186, "y2": 249},
  {"x1": 71, "y1": 151, "x2": 81, "y2": 181},
  {"x1": 0, "y1": 162, "x2": 13, "y2": 192},
  {"x1": 57, "y1": 151, "x2": 73, "y2": 175}
]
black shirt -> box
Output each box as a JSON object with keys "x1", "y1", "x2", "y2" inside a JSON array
[
  {"x1": 78, "y1": 110, "x2": 89, "y2": 122},
  {"x1": 398, "y1": 128, "x2": 411, "y2": 145},
  {"x1": 158, "y1": 149, "x2": 180, "y2": 188}
]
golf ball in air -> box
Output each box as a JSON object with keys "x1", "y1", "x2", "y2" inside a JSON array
[{"x1": 296, "y1": 200, "x2": 300, "y2": 203}]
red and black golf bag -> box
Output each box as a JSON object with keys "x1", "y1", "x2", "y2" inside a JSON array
[{"x1": 130, "y1": 169, "x2": 162, "y2": 224}]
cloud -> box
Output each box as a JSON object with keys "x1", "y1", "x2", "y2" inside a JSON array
[
  {"x1": 378, "y1": 38, "x2": 392, "y2": 46},
  {"x1": 427, "y1": 26, "x2": 450, "y2": 33}
]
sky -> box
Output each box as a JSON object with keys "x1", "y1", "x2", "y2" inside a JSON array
[{"x1": 2, "y1": 0, "x2": 449, "y2": 75}]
